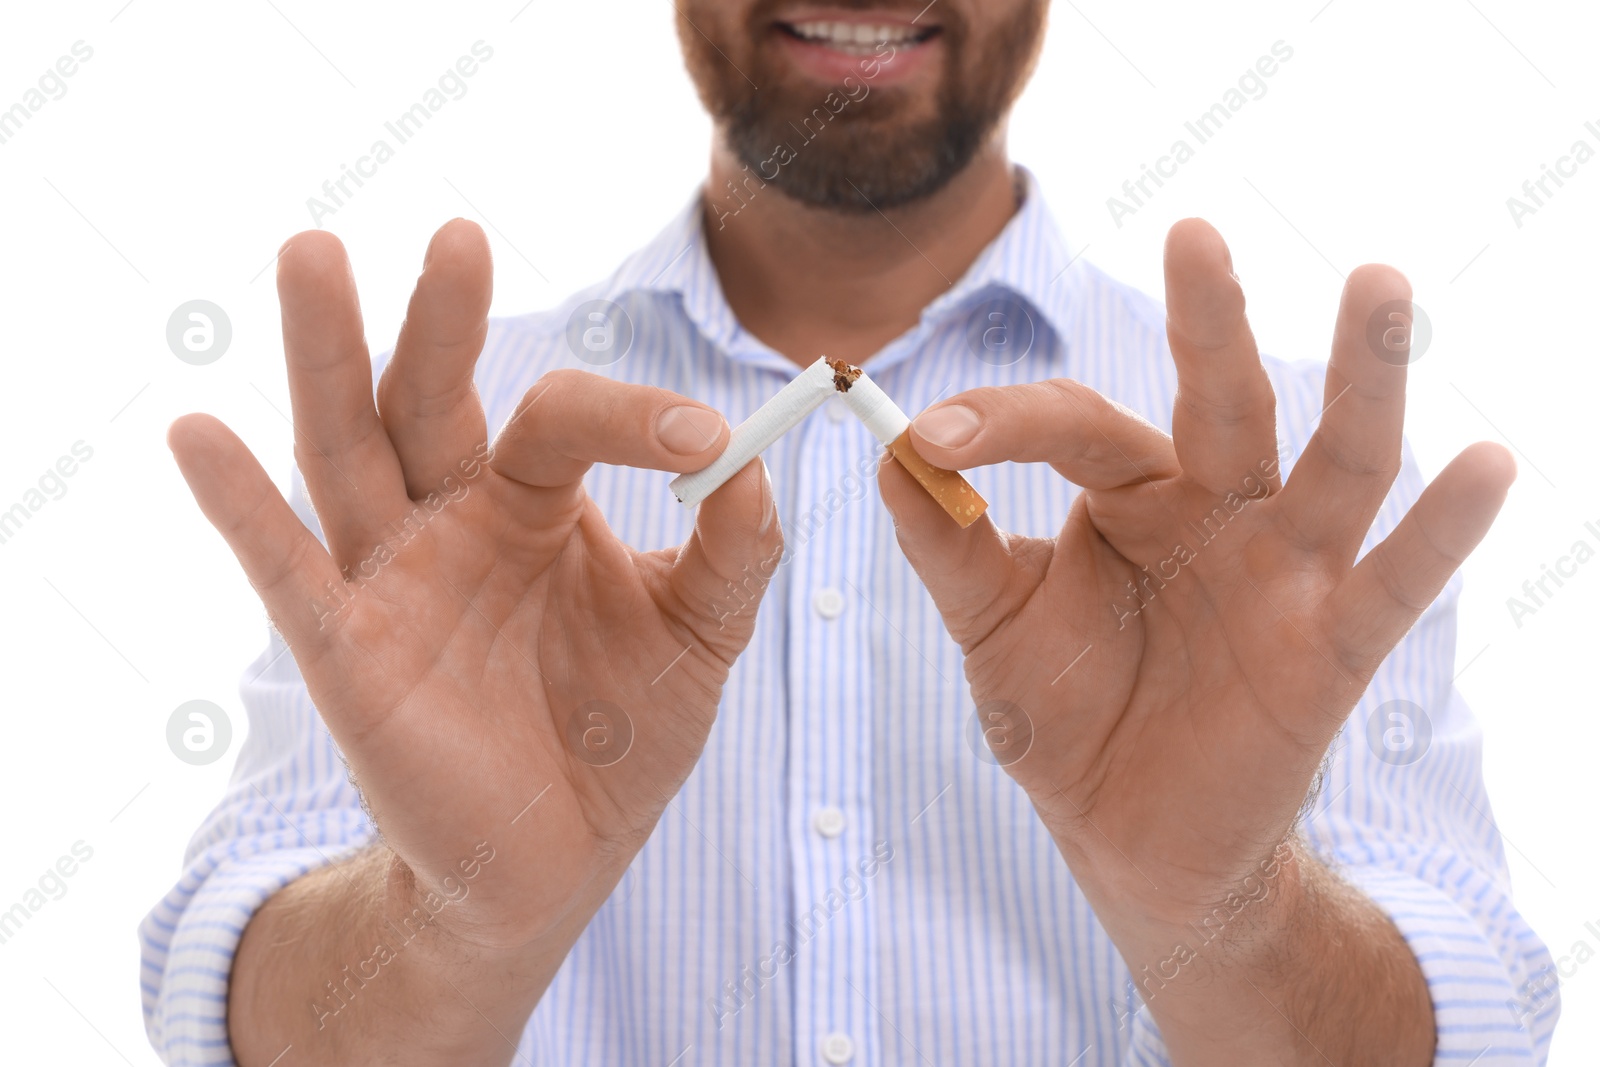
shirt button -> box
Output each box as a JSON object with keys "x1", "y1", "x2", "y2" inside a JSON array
[
  {"x1": 813, "y1": 807, "x2": 847, "y2": 838},
  {"x1": 826, "y1": 396, "x2": 851, "y2": 423},
  {"x1": 814, "y1": 587, "x2": 846, "y2": 619},
  {"x1": 821, "y1": 1032, "x2": 855, "y2": 1064}
]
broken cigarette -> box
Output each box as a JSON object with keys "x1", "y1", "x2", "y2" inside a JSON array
[
  {"x1": 668, "y1": 355, "x2": 988, "y2": 529},
  {"x1": 669, "y1": 356, "x2": 836, "y2": 507},
  {"x1": 826, "y1": 358, "x2": 989, "y2": 529}
]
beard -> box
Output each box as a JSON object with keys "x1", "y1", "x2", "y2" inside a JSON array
[{"x1": 676, "y1": 0, "x2": 1048, "y2": 211}]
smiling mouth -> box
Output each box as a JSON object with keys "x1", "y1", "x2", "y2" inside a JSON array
[{"x1": 775, "y1": 19, "x2": 941, "y2": 55}]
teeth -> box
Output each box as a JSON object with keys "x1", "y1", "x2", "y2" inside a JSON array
[{"x1": 790, "y1": 19, "x2": 925, "y2": 48}]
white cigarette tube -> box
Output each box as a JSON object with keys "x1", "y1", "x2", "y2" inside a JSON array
[
  {"x1": 835, "y1": 366, "x2": 911, "y2": 446},
  {"x1": 669, "y1": 356, "x2": 836, "y2": 507}
]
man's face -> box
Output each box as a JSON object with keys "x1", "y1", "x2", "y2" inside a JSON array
[{"x1": 677, "y1": 1, "x2": 1049, "y2": 211}]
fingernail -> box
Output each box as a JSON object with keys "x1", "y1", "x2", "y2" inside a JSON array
[
  {"x1": 913, "y1": 404, "x2": 981, "y2": 450},
  {"x1": 657, "y1": 405, "x2": 724, "y2": 455},
  {"x1": 757, "y1": 463, "x2": 775, "y2": 534}
]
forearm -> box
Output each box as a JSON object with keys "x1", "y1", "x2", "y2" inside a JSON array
[
  {"x1": 1102, "y1": 838, "x2": 1435, "y2": 1065},
  {"x1": 227, "y1": 845, "x2": 574, "y2": 1066}
]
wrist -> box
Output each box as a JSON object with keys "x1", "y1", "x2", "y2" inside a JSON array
[
  {"x1": 231, "y1": 846, "x2": 557, "y2": 1066},
  {"x1": 384, "y1": 846, "x2": 546, "y2": 970},
  {"x1": 1118, "y1": 838, "x2": 1313, "y2": 1028},
  {"x1": 1088, "y1": 831, "x2": 1312, "y2": 1011},
  {"x1": 1043, "y1": 805, "x2": 1307, "y2": 981},
  {"x1": 334, "y1": 848, "x2": 560, "y2": 1056},
  {"x1": 1091, "y1": 839, "x2": 1433, "y2": 1065}
]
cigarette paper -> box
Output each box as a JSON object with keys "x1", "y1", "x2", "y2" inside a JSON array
[
  {"x1": 829, "y1": 359, "x2": 908, "y2": 443},
  {"x1": 828, "y1": 358, "x2": 989, "y2": 529},
  {"x1": 669, "y1": 356, "x2": 835, "y2": 507}
]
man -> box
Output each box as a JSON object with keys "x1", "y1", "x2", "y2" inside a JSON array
[{"x1": 141, "y1": 2, "x2": 1557, "y2": 1064}]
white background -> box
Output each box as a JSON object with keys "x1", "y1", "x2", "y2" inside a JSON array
[{"x1": 0, "y1": 0, "x2": 1594, "y2": 1062}]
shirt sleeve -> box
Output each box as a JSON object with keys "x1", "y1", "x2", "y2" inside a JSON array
[
  {"x1": 138, "y1": 458, "x2": 377, "y2": 1066},
  {"x1": 1120, "y1": 420, "x2": 1559, "y2": 1064}
]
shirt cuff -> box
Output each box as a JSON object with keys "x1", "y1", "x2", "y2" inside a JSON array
[
  {"x1": 1122, "y1": 865, "x2": 1543, "y2": 1066},
  {"x1": 141, "y1": 844, "x2": 364, "y2": 1067},
  {"x1": 1342, "y1": 864, "x2": 1543, "y2": 1065}
]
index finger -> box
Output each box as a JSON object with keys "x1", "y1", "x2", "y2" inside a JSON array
[
  {"x1": 490, "y1": 369, "x2": 732, "y2": 495},
  {"x1": 908, "y1": 378, "x2": 1179, "y2": 490}
]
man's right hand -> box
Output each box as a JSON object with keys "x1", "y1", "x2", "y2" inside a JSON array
[{"x1": 167, "y1": 220, "x2": 780, "y2": 1063}]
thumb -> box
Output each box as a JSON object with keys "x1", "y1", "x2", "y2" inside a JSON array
[
  {"x1": 667, "y1": 458, "x2": 783, "y2": 658},
  {"x1": 877, "y1": 450, "x2": 1017, "y2": 650}
]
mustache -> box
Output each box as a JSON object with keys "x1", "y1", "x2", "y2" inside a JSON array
[{"x1": 748, "y1": 0, "x2": 958, "y2": 31}]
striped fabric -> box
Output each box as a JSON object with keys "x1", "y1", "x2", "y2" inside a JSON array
[{"x1": 140, "y1": 165, "x2": 1558, "y2": 1065}]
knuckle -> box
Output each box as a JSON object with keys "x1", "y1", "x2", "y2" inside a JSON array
[
  {"x1": 1371, "y1": 549, "x2": 1430, "y2": 614},
  {"x1": 1315, "y1": 431, "x2": 1398, "y2": 481},
  {"x1": 1045, "y1": 377, "x2": 1088, "y2": 405},
  {"x1": 537, "y1": 367, "x2": 591, "y2": 395},
  {"x1": 1044, "y1": 377, "x2": 1106, "y2": 420},
  {"x1": 1176, "y1": 386, "x2": 1255, "y2": 427},
  {"x1": 505, "y1": 373, "x2": 576, "y2": 430}
]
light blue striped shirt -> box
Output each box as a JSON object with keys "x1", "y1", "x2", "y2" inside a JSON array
[{"x1": 140, "y1": 165, "x2": 1558, "y2": 1065}]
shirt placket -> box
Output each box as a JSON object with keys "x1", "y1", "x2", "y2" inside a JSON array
[{"x1": 785, "y1": 393, "x2": 884, "y2": 1067}]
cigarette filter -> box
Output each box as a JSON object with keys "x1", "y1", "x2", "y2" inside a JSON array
[
  {"x1": 669, "y1": 356, "x2": 835, "y2": 507},
  {"x1": 886, "y1": 428, "x2": 989, "y2": 528},
  {"x1": 828, "y1": 358, "x2": 989, "y2": 529}
]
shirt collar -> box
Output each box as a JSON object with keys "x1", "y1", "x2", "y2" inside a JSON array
[{"x1": 595, "y1": 162, "x2": 1089, "y2": 377}]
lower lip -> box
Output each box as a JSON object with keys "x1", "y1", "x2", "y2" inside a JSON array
[{"x1": 771, "y1": 28, "x2": 938, "y2": 87}]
